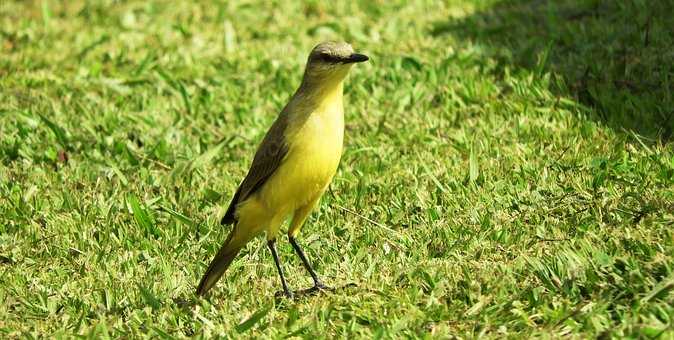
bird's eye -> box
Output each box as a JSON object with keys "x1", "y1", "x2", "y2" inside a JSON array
[{"x1": 319, "y1": 52, "x2": 335, "y2": 63}]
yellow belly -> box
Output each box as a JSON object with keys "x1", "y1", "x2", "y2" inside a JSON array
[{"x1": 240, "y1": 107, "x2": 344, "y2": 237}]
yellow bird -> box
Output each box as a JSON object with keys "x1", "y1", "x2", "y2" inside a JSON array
[{"x1": 197, "y1": 42, "x2": 368, "y2": 297}]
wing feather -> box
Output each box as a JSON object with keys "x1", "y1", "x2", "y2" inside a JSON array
[{"x1": 221, "y1": 114, "x2": 290, "y2": 225}]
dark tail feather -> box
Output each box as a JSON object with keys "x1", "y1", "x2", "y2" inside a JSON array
[
  {"x1": 221, "y1": 188, "x2": 241, "y2": 225},
  {"x1": 221, "y1": 213, "x2": 235, "y2": 225},
  {"x1": 196, "y1": 241, "x2": 242, "y2": 296}
]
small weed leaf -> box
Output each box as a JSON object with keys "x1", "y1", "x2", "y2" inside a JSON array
[
  {"x1": 138, "y1": 284, "x2": 162, "y2": 310},
  {"x1": 127, "y1": 194, "x2": 159, "y2": 238},
  {"x1": 236, "y1": 307, "x2": 271, "y2": 333}
]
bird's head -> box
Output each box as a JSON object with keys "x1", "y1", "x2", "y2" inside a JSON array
[{"x1": 302, "y1": 41, "x2": 368, "y2": 88}]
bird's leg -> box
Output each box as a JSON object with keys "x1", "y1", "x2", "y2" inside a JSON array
[
  {"x1": 267, "y1": 239, "x2": 293, "y2": 298},
  {"x1": 289, "y1": 236, "x2": 332, "y2": 291}
]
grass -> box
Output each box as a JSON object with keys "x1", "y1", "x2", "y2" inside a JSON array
[{"x1": 1, "y1": 0, "x2": 673, "y2": 337}]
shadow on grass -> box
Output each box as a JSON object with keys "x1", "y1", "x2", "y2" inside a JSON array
[
  {"x1": 273, "y1": 282, "x2": 359, "y2": 303},
  {"x1": 433, "y1": 0, "x2": 674, "y2": 141},
  {"x1": 175, "y1": 283, "x2": 360, "y2": 309}
]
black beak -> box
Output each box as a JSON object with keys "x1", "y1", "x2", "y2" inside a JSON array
[{"x1": 345, "y1": 53, "x2": 369, "y2": 63}]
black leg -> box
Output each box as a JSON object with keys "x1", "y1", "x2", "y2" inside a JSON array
[
  {"x1": 267, "y1": 239, "x2": 293, "y2": 298},
  {"x1": 289, "y1": 236, "x2": 331, "y2": 291}
]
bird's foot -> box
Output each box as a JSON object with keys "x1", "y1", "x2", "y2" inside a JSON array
[
  {"x1": 314, "y1": 282, "x2": 334, "y2": 291},
  {"x1": 300, "y1": 282, "x2": 334, "y2": 295},
  {"x1": 274, "y1": 290, "x2": 295, "y2": 299}
]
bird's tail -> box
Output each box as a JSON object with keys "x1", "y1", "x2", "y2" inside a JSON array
[{"x1": 196, "y1": 231, "x2": 243, "y2": 296}]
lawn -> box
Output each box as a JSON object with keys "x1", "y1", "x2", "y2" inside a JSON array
[{"x1": 1, "y1": 0, "x2": 673, "y2": 338}]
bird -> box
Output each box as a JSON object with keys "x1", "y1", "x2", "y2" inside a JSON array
[{"x1": 196, "y1": 41, "x2": 369, "y2": 298}]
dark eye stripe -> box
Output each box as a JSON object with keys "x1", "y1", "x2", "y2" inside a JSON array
[{"x1": 319, "y1": 52, "x2": 341, "y2": 63}]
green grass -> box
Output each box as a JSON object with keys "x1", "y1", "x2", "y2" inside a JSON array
[{"x1": 1, "y1": 0, "x2": 673, "y2": 337}]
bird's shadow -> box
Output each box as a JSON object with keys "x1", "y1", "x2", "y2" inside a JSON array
[
  {"x1": 176, "y1": 282, "x2": 360, "y2": 309},
  {"x1": 274, "y1": 282, "x2": 359, "y2": 303},
  {"x1": 174, "y1": 296, "x2": 199, "y2": 311}
]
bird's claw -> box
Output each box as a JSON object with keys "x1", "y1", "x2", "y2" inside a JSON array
[
  {"x1": 274, "y1": 283, "x2": 334, "y2": 299},
  {"x1": 314, "y1": 282, "x2": 334, "y2": 291},
  {"x1": 274, "y1": 290, "x2": 295, "y2": 299},
  {"x1": 300, "y1": 282, "x2": 334, "y2": 295}
]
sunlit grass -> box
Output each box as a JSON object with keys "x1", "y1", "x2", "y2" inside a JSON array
[{"x1": 1, "y1": 0, "x2": 672, "y2": 337}]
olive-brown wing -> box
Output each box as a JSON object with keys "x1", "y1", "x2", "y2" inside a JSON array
[{"x1": 221, "y1": 115, "x2": 289, "y2": 225}]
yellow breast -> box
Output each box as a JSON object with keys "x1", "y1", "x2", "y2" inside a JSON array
[{"x1": 257, "y1": 91, "x2": 344, "y2": 215}]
